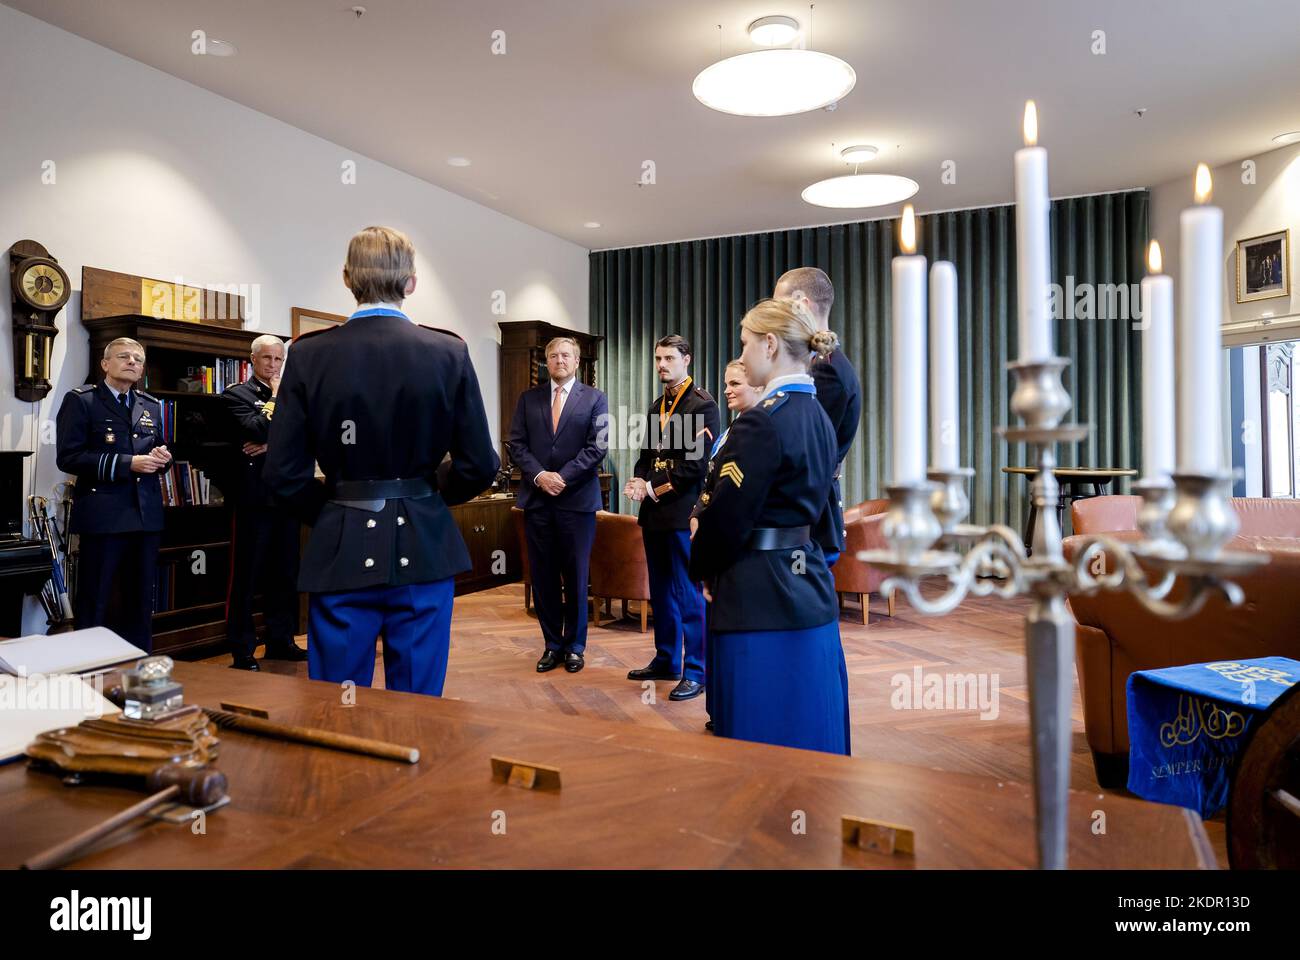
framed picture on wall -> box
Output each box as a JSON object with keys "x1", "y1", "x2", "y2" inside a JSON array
[
  {"x1": 1236, "y1": 229, "x2": 1290, "y2": 303},
  {"x1": 291, "y1": 306, "x2": 348, "y2": 338}
]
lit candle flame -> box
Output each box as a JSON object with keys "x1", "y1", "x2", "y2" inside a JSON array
[
  {"x1": 900, "y1": 204, "x2": 916, "y2": 254},
  {"x1": 1148, "y1": 240, "x2": 1163, "y2": 274},
  {"x1": 1194, "y1": 163, "x2": 1212, "y2": 204},
  {"x1": 1023, "y1": 100, "x2": 1038, "y2": 147}
]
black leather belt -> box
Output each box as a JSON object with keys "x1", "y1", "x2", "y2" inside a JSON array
[
  {"x1": 329, "y1": 477, "x2": 434, "y2": 512},
  {"x1": 746, "y1": 525, "x2": 811, "y2": 550}
]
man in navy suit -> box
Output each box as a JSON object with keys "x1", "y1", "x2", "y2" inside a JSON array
[{"x1": 507, "y1": 337, "x2": 609, "y2": 673}]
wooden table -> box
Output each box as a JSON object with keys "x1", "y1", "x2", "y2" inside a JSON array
[
  {"x1": 1003, "y1": 466, "x2": 1138, "y2": 551},
  {"x1": 0, "y1": 662, "x2": 1214, "y2": 869}
]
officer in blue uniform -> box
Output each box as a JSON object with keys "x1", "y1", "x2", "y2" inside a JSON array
[
  {"x1": 56, "y1": 337, "x2": 170, "y2": 652},
  {"x1": 689, "y1": 300, "x2": 850, "y2": 755},
  {"x1": 774, "y1": 268, "x2": 862, "y2": 566},
  {"x1": 263, "y1": 226, "x2": 498, "y2": 696},
  {"x1": 691, "y1": 358, "x2": 764, "y2": 729},
  {"x1": 625, "y1": 335, "x2": 720, "y2": 702}
]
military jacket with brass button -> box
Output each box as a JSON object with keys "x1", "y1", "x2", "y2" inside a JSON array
[
  {"x1": 688, "y1": 383, "x2": 838, "y2": 632},
  {"x1": 55, "y1": 382, "x2": 165, "y2": 535},
  {"x1": 632, "y1": 380, "x2": 721, "y2": 532},
  {"x1": 262, "y1": 306, "x2": 499, "y2": 593}
]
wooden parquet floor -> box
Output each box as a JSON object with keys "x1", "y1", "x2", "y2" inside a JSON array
[{"x1": 203, "y1": 578, "x2": 1229, "y2": 866}]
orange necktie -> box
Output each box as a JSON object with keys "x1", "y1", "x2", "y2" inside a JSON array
[{"x1": 552, "y1": 384, "x2": 564, "y2": 431}]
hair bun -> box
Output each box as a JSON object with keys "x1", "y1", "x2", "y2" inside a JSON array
[{"x1": 809, "y1": 328, "x2": 839, "y2": 357}]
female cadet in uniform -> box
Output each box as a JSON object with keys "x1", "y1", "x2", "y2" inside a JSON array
[
  {"x1": 692, "y1": 358, "x2": 764, "y2": 729},
  {"x1": 688, "y1": 300, "x2": 849, "y2": 755}
]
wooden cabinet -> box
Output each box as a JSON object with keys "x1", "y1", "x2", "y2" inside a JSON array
[{"x1": 449, "y1": 495, "x2": 520, "y2": 594}]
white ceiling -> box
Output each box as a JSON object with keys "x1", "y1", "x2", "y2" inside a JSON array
[{"x1": 8, "y1": 0, "x2": 1300, "y2": 250}]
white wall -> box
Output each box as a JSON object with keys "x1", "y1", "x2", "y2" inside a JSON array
[
  {"x1": 0, "y1": 5, "x2": 588, "y2": 635},
  {"x1": 1151, "y1": 141, "x2": 1300, "y2": 343}
]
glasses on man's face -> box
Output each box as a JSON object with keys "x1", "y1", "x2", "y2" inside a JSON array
[{"x1": 112, "y1": 352, "x2": 145, "y2": 364}]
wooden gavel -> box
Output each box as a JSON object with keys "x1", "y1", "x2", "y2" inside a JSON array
[{"x1": 22, "y1": 765, "x2": 228, "y2": 871}]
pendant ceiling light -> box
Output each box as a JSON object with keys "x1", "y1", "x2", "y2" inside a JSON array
[
  {"x1": 801, "y1": 174, "x2": 919, "y2": 209},
  {"x1": 692, "y1": 14, "x2": 855, "y2": 117}
]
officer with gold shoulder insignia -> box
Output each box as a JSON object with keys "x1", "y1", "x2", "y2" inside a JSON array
[{"x1": 56, "y1": 337, "x2": 170, "y2": 652}]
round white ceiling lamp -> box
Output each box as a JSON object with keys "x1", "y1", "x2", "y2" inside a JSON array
[
  {"x1": 693, "y1": 46, "x2": 855, "y2": 117},
  {"x1": 748, "y1": 15, "x2": 800, "y2": 46},
  {"x1": 1273, "y1": 131, "x2": 1300, "y2": 145},
  {"x1": 801, "y1": 173, "x2": 919, "y2": 209},
  {"x1": 840, "y1": 144, "x2": 878, "y2": 163},
  {"x1": 205, "y1": 38, "x2": 237, "y2": 57}
]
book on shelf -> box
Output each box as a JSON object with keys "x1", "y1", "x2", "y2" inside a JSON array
[
  {"x1": 158, "y1": 461, "x2": 219, "y2": 506},
  {"x1": 174, "y1": 358, "x2": 251, "y2": 395}
]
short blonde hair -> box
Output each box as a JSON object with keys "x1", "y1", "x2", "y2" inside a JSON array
[
  {"x1": 103, "y1": 337, "x2": 145, "y2": 360},
  {"x1": 344, "y1": 226, "x2": 416, "y2": 304},
  {"x1": 741, "y1": 299, "x2": 838, "y2": 366},
  {"x1": 723, "y1": 358, "x2": 746, "y2": 377},
  {"x1": 544, "y1": 336, "x2": 581, "y2": 360}
]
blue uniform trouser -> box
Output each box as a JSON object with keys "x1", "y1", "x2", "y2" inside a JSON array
[
  {"x1": 76, "y1": 531, "x2": 160, "y2": 654},
  {"x1": 308, "y1": 578, "x2": 454, "y2": 696},
  {"x1": 642, "y1": 528, "x2": 705, "y2": 684}
]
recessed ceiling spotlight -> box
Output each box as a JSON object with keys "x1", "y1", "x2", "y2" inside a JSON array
[
  {"x1": 584, "y1": 222, "x2": 601, "y2": 229},
  {"x1": 447, "y1": 156, "x2": 471, "y2": 167},
  {"x1": 1273, "y1": 131, "x2": 1300, "y2": 145},
  {"x1": 748, "y1": 15, "x2": 800, "y2": 46},
  {"x1": 840, "y1": 144, "x2": 878, "y2": 163},
  {"x1": 801, "y1": 174, "x2": 919, "y2": 209},
  {"x1": 205, "y1": 38, "x2": 237, "y2": 57}
]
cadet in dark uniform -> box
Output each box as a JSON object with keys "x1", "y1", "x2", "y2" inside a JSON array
[
  {"x1": 689, "y1": 300, "x2": 850, "y2": 755},
  {"x1": 55, "y1": 337, "x2": 171, "y2": 652},
  {"x1": 625, "y1": 335, "x2": 720, "y2": 701},
  {"x1": 774, "y1": 267, "x2": 862, "y2": 566},
  {"x1": 220, "y1": 334, "x2": 305, "y2": 671},
  {"x1": 263, "y1": 226, "x2": 499, "y2": 696},
  {"x1": 691, "y1": 358, "x2": 763, "y2": 728}
]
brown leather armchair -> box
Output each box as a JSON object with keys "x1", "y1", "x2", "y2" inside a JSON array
[
  {"x1": 832, "y1": 499, "x2": 897, "y2": 624},
  {"x1": 1063, "y1": 495, "x2": 1300, "y2": 787},
  {"x1": 588, "y1": 510, "x2": 651, "y2": 632}
]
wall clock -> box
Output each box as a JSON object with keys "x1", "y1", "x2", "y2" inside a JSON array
[{"x1": 9, "y1": 239, "x2": 70, "y2": 401}]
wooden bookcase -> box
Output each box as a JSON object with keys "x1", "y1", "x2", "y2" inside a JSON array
[{"x1": 81, "y1": 313, "x2": 282, "y2": 658}]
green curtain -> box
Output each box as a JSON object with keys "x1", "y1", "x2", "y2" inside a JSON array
[{"x1": 590, "y1": 189, "x2": 1148, "y2": 529}]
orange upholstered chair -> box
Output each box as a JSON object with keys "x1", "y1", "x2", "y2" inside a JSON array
[
  {"x1": 587, "y1": 510, "x2": 652, "y2": 632},
  {"x1": 831, "y1": 498, "x2": 897, "y2": 624},
  {"x1": 1063, "y1": 495, "x2": 1300, "y2": 786}
]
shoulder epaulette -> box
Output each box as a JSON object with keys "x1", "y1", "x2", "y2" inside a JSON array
[
  {"x1": 72, "y1": 384, "x2": 95, "y2": 394},
  {"x1": 757, "y1": 391, "x2": 791, "y2": 415},
  {"x1": 292, "y1": 324, "x2": 338, "y2": 345},
  {"x1": 418, "y1": 324, "x2": 465, "y2": 342},
  {"x1": 693, "y1": 385, "x2": 715, "y2": 402},
  {"x1": 137, "y1": 390, "x2": 159, "y2": 403}
]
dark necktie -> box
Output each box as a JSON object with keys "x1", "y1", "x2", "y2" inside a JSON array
[{"x1": 118, "y1": 393, "x2": 129, "y2": 410}]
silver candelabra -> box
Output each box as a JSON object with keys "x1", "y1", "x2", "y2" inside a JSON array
[{"x1": 859, "y1": 357, "x2": 1267, "y2": 869}]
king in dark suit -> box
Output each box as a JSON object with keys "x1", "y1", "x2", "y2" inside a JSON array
[
  {"x1": 774, "y1": 267, "x2": 862, "y2": 565},
  {"x1": 55, "y1": 336, "x2": 171, "y2": 652},
  {"x1": 263, "y1": 226, "x2": 499, "y2": 696},
  {"x1": 625, "y1": 335, "x2": 720, "y2": 701},
  {"x1": 507, "y1": 337, "x2": 609, "y2": 674}
]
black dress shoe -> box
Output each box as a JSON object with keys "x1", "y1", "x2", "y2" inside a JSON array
[
  {"x1": 263, "y1": 643, "x2": 308, "y2": 662},
  {"x1": 536, "y1": 650, "x2": 561, "y2": 673},
  {"x1": 669, "y1": 679, "x2": 704, "y2": 701},
  {"x1": 627, "y1": 664, "x2": 681, "y2": 682},
  {"x1": 230, "y1": 656, "x2": 260, "y2": 671},
  {"x1": 564, "y1": 652, "x2": 585, "y2": 673}
]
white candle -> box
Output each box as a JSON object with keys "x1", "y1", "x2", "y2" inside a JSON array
[
  {"x1": 1177, "y1": 163, "x2": 1224, "y2": 474},
  {"x1": 1014, "y1": 100, "x2": 1052, "y2": 362},
  {"x1": 1140, "y1": 241, "x2": 1175, "y2": 482},
  {"x1": 929, "y1": 261, "x2": 959, "y2": 470},
  {"x1": 892, "y1": 204, "x2": 927, "y2": 485}
]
